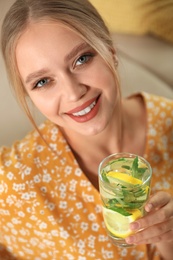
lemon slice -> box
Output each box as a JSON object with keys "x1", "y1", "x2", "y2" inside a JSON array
[
  {"x1": 103, "y1": 207, "x2": 142, "y2": 238},
  {"x1": 107, "y1": 171, "x2": 142, "y2": 185}
]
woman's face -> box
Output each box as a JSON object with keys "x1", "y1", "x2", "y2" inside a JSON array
[{"x1": 16, "y1": 21, "x2": 119, "y2": 136}]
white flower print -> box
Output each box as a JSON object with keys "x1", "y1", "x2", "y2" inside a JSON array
[
  {"x1": 60, "y1": 191, "x2": 66, "y2": 199},
  {"x1": 0, "y1": 184, "x2": 5, "y2": 193},
  {"x1": 64, "y1": 166, "x2": 72, "y2": 175},
  {"x1": 51, "y1": 126, "x2": 58, "y2": 134},
  {"x1": 0, "y1": 168, "x2": 4, "y2": 175},
  {"x1": 19, "y1": 228, "x2": 29, "y2": 236},
  {"x1": 21, "y1": 192, "x2": 30, "y2": 200},
  {"x1": 77, "y1": 239, "x2": 85, "y2": 249},
  {"x1": 30, "y1": 191, "x2": 37, "y2": 198},
  {"x1": 83, "y1": 194, "x2": 94, "y2": 202},
  {"x1": 163, "y1": 179, "x2": 171, "y2": 189},
  {"x1": 40, "y1": 210, "x2": 44, "y2": 215},
  {"x1": 39, "y1": 222, "x2": 47, "y2": 230},
  {"x1": 73, "y1": 214, "x2": 80, "y2": 222},
  {"x1": 34, "y1": 157, "x2": 42, "y2": 168},
  {"x1": 6, "y1": 172, "x2": 14, "y2": 180},
  {"x1": 42, "y1": 171, "x2": 52, "y2": 183},
  {"x1": 59, "y1": 228, "x2": 69, "y2": 239},
  {"x1": 59, "y1": 183, "x2": 66, "y2": 192},
  {"x1": 69, "y1": 179, "x2": 77, "y2": 192},
  {"x1": 88, "y1": 213, "x2": 96, "y2": 221},
  {"x1": 40, "y1": 186, "x2": 47, "y2": 193},
  {"x1": 14, "y1": 162, "x2": 22, "y2": 168},
  {"x1": 98, "y1": 235, "x2": 108, "y2": 242},
  {"x1": 12, "y1": 218, "x2": 21, "y2": 225},
  {"x1": 26, "y1": 222, "x2": 33, "y2": 229},
  {"x1": 101, "y1": 249, "x2": 114, "y2": 259},
  {"x1": 36, "y1": 145, "x2": 44, "y2": 152},
  {"x1": 18, "y1": 211, "x2": 25, "y2": 218},
  {"x1": 0, "y1": 182, "x2": 8, "y2": 193},
  {"x1": 47, "y1": 215, "x2": 56, "y2": 225},
  {"x1": 91, "y1": 223, "x2": 100, "y2": 232},
  {"x1": 20, "y1": 166, "x2": 32, "y2": 180},
  {"x1": 18, "y1": 251, "x2": 25, "y2": 257},
  {"x1": 5, "y1": 160, "x2": 12, "y2": 167},
  {"x1": 80, "y1": 180, "x2": 90, "y2": 187},
  {"x1": 6, "y1": 222, "x2": 14, "y2": 228},
  {"x1": 121, "y1": 248, "x2": 128, "y2": 256},
  {"x1": 95, "y1": 204, "x2": 102, "y2": 214},
  {"x1": 49, "y1": 143, "x2": 57, "y2": 150},
  {"x1": 47, "y1": 202, "x2": 55, "y2": 211},
  {"x1": 75, "y1": 202, "x2": 83, "y2": 209},
  {"x1": 149, "y1": 127, "x2": 156, "y2": 136},
  {"x1": 34, "y1": 174, "x2": 41, "y2": 183},
  {"x1": 15, "y1": 199, "x2": 24, "y2": 208},
  {"x1": 78, "y1": 254, "x2": 87, "y2": 260},
  {"x1": 81, "y1": 222, "x2": 89, "y2": 232},
  {"x1": 59, "y1": 201, "x2": 67, "y2": 209},
  {"x1": 75, "y1": 168, "x2": 82, "y2": 176},
  {"x1": 6, "y1": 195, "x2": 15, "y2": 206},
  {"x1": 30, "y1": 237, "x2": 39, "y2": 246},
  {"x1": 148, "y1": 101, "x2": 154, "y2": 108},
  {"x1": 40, "y1": 252, "x2": 48, "y2": 258},
  {"x1": 51, "y1": 230, "x2": 59, "y2": 237}
]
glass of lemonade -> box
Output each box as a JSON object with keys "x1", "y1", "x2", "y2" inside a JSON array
[{"x1": 98, "y1": 153, "x2": 152, "y2": 247}]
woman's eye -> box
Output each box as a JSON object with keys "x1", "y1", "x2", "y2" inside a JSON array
[
  {"x1": 34, "y1": 78, "x2": 49, "y2": 89},
  {"x1": 75, "y1": 53, "x2": 93, "y2": 66}
]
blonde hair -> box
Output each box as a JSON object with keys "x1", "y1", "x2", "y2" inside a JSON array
[{"x1": 1, "y1": 0, "x2": 119, "y2": 129}]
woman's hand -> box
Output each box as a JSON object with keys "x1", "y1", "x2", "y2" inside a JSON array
[{"x1": 125, "y1": 191, "x2": 173, "y2": 245}]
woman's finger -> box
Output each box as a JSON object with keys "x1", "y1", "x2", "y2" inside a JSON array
[
  {"x1": 128, "y1": 230, "x2": 173, "y2": 245},
  {"x1": 126, "y1": 217, "x2": 173, "y2": 245},
  {"x1": 126, "y1": 218, "x2": 173, "y2": 244},
  {"x1": 130, "y1": 192, "x2": 173, "y2": 231},
  {"x1": 145, "y1": 191, "x2": 172, "y2": 212},
  {"x1": 130, "y1": 204, "x2": 173, "y2": 231}
]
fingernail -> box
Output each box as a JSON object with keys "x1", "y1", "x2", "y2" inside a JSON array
[
  {"x1": 126, "y1": 236, "x2": 135, "y2": 244},
  {"x1": 146, "y1": 203, "x2": 153, "y2": 212},
  {"x1": 130, "y1": 221, "x2": 139, "y2": 230}
]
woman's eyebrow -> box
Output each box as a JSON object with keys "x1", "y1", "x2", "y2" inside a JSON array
[
  {"x1": 65, "y1": 42, "x2": 90, "y2": 62},
  {"x1": 25, "y1": 69, "x2": 49, "y2": 84}
]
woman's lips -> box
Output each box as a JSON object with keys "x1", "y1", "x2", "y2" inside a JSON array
[{"x1": 66, "y1": 95, "x2": 101, "y2": 123}]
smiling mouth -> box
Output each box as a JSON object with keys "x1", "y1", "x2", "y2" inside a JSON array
[
  {"x1": 72, "y1": 100, "x2": 96, "y2": 116},
  {"x1": 67, "y1": 95, "x2": 100, "y2": 117}
]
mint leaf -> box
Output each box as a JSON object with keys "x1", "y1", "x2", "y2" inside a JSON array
[
  {"x1": 122, "y1": 165, "x2": 131, "y2": 170},
  {"x1": 108, "y1": 206, "x2": 132, "y2": 216},
  {"x1": 132, "y1": 156, "x2": 138, "y2": 178},
  {"x1": 101, "y1": 170, "x2": 109, "y2": 183}
]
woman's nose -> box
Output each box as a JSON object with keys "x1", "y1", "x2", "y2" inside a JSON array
[{"x1": 60, "y1": 72, "x2": 87, "y2": 102}]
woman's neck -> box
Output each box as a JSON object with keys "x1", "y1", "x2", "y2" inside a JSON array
[{"x1": 59, "y1": 94, "x2": 146, "y2": 189}]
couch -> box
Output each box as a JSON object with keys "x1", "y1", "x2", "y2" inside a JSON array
[{"x1": 0, "y1": 0, "x2": 173, "y2": 146}]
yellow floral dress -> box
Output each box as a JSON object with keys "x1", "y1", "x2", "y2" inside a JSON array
[{"x1": 0, "y1": 93, "x2": 173, "y2": 260}]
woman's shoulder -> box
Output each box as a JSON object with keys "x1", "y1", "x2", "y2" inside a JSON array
[
  {"x1": 142, "y1": 92, "x2": 173, "y2": 108},
  {"x1": 142, "y1": 92, "x2": 173, "y2": 134},
  {"x1": 0, "y1": 120, "x2": 66, "y2": 170}
]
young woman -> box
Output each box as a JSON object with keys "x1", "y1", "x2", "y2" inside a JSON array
[{"x1": 0, "y1": 0, "x2": 173, "y2": 259}]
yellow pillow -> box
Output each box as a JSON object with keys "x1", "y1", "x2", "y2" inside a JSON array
[{"x1": 90, "y1": 0, "x2": 173, "y2": 44}]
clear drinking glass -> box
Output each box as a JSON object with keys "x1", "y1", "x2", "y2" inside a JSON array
[{"x1": 98, "y1": 153, "x2": 152, "y2": 248}]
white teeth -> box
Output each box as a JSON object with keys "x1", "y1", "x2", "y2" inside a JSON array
[{"x1": 72, "y1": 100, "x2": 96, "y2": 116}]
